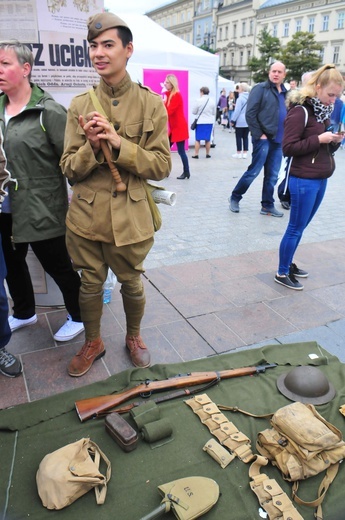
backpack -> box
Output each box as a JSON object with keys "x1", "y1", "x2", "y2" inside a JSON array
[
  {"x1": 253, "y1": 402, "x2": 345, "y2": 519},
  {"x1": 278, "y1": 106, "x2": 308, "y2": 204}
]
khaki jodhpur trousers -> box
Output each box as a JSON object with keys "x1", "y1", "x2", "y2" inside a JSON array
[{"x1": 66, "y1": 228, "x2": 154, "y2": 340}]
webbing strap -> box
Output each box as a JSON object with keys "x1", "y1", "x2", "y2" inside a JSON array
[
  {"x1": 89, "y1": 88, "x2": 108, "y2": 118},
  {"x1": 88, "y1": 440, "x2": 112, "y2": 505},
  {"x1": 292, "y1": 462, "x2": 339, "y2": 520},
  {"x1": 185, "y1": 393, "x2": 255, "y2": 463}
]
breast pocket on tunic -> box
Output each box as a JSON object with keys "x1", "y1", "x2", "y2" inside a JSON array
[
  {"x1": 125, "y1": 119, "x2": 154, "y2": 147},
  {"x1": 68, "y1": 183, "x2": 96, "y2": 230}
]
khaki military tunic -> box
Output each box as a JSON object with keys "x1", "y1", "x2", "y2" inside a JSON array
[{"x1": 60, "y1": 72, "x2": 171, "y2": 248}]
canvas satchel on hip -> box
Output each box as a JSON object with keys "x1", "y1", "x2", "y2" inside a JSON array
[{"x1": 36, "y1": 437, "x2": 111, "y2": 510}]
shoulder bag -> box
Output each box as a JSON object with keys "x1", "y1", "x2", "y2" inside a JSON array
[{"x1": 191, "y1": 98, "x2": 209, "y2": 130}]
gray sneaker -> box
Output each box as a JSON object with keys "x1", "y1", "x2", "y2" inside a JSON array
[
  {"x1": 0, "y1": 348, "x2": 22, "y2": 377},
  {"x1": 274, "y1": 273, "x2": 304, "y2": 290},
  {"x1": 260, "y1": 206, "x2": 284, "y2": 217},
  {"x1": 229, "y1": 197, "x2": 240, "y2": 213}
]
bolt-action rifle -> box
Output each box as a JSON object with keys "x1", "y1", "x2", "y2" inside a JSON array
[{"x1": 75, "y1": 364, "x2": 277, "y2": 422}]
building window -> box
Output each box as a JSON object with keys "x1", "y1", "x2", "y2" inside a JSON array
[
  {"x1": 242, "y1": 21, "x2": 246, "y2": 36},
  {"x1": 296, "y1": 19, "x2": 302, "y2": 32},
  {"x1": 247, "y1": 49, "x2": 251, "y2": 61},
  {"x1": 283, "y1": 22, "x2": 289, "y2": 37},
  {"x1": 249, "y1": 20, "x2": 254, "y2": 35},
  {"x1": 319, "y1": 47, "x2": 324, "y2": 62},
  {"x1": 272, "y1": 23, "x2": 278, "y2": 37},
  {"x1": 322, "y1": 15, "x2": 329, "y2": 31},
  {"x1": 337, "y1": 12, "x2": 344, "y2": 29},
  {"x1": 233, "y1": 23, "x2": 237, "y2": 38},
  {"x1": 333, "y1": 45, "x2": 340, "y2": 64},
  {"x1": 240, "y1": 51, "x2": 244, "y2": 65},
  {"x1": 308, "y1": 17, "x2": 315, "y2": 32},
  {"x1": 181, "y1": 12, "x2": 184, "y2": 22},
  {"x1": 223, "y1": 53, "x2": 227, "y2": 66},
  {"x1": 225, "y1": 26, "x2": 228, "y2": 39},
  {"x1": 204, "y1": 0, "x2": 210, "y2": 8},
  {"x1": 219, "y1": 27, "x2": 222, "y2": 40},
  {"x1": 197, "y1": 24, "x2": 201, "y2": 36}
]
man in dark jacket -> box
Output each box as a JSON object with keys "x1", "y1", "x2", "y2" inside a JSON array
[{"x1": 229, "y1": 62, "x2": 287, "y2": 217}]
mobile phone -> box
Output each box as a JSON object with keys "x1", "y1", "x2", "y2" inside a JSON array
[{"x1": 326, "y1": 125, "x2": 334, "y2": 132}]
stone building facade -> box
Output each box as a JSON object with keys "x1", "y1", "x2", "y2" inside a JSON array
[{"x1": 147, "y1": 0, "x2": 345, "y2": 84}]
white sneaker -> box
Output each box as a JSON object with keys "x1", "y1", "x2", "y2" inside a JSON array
[
  {"x1": 53, "y1": 315, "x2": 84, "y2": 342},
  {"x1": 231, "y1": 153, "x2": 242, "y2": 158},
  {"x1": 8, "y1": 314, "x2": 38, "y2": 331},
  {"x1": 242, "y1": 153, "x2": 248, "y2": 159}
]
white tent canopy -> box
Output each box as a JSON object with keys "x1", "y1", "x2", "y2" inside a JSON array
[
  {"x1": 114, "y1": 13, "x2": 220, "y2": 132},
  {"x1": 217, "y1": 76, "x2": 235, "y2": 95}
]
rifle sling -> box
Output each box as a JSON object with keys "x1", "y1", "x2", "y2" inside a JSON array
[{"x1": 96, "y1": 378, "x2": 220, "y2": 417}]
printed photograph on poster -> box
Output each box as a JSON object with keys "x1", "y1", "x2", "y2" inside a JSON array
[
  {"x1": 37, "y1": 0, "x2": 104, "y2": 33},
  {"x1": 143, "y1": 69, "x2": 189, "y2": 150},
  {"x1": 0, "y1": 0, "x2": 39, "y2": 42}
]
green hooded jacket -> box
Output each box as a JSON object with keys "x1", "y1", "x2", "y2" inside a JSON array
[{"x1": 0, "y1": 83, "x2": 68, "y2": 243}]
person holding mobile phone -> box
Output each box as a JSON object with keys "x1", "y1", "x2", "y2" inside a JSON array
[{"x1": 275, "y1": 64, "x2": 344, "y2": 290}]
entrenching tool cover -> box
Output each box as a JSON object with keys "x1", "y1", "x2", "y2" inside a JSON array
[{"x1": 158, "y1": 476, "x2": 219, "y2": 520}]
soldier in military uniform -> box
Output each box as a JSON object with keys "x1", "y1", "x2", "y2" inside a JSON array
[{"x1": 60, "y1": 13, "x2": 171, "y2": 377}]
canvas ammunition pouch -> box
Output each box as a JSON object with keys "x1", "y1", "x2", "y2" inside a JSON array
[
  {"x1": 253, "y1": 402, "x2": 345, "y2": 518},
  {"x1": 219, "y1": 401, "x2": 345, "y2": 519},
  {"x1": 187, "y1": 395, "x2": 345, "y2": 520},
  {"x1": 36, "y1": 438, "x2": 111, "y2": 510}
]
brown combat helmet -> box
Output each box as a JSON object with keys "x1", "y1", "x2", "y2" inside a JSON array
[{"x1": 276, "y1": 365, "x2": 336, "y2": 405}]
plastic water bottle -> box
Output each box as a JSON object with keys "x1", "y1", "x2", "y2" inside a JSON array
[
  {"x1": 103, "y1": 288, "x2": 112, "y2": 304},
  {"x1": 103, "y1": 270, "x2": 117, "y2": 304}
]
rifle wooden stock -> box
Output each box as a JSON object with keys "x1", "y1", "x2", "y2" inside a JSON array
[{"x1": 75, "y1": 364, "x2": 276, "y2": 422}]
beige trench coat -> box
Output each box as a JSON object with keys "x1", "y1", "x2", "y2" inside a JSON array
[{"x1": 60, "y1": 73, "x2": 171, "y2": 247}]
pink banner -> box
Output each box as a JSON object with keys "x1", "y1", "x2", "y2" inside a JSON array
[{"x1": 143, "y1": 69, "x2": 189, "y2": 150}]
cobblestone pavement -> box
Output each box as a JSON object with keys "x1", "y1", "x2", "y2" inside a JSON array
[
  {"x1": 146, "y1": 124, "x2": 345, "y2": 268},
  {"x1": 1, "y1": 124, "x2": 345, "y2": 408}
]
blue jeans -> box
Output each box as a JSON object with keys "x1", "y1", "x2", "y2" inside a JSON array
[
  {"x1": 278, "y1": 176, "x2": 327, "y2": 275},
  {"x1": 173, "y1": 141, "x2": 190, "y2": 174},
  {"x1": 231, "y1": 138, "x2": 282, "y2": 208}
]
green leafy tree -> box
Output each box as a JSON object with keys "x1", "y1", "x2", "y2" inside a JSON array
[
  {"x1": 248, "y1": 28, "x2": 282, "y2": 83},
  {"x1": 199, "y1": 44, "x2": 217, "y2": 54},
  {"x1": 281, "y1": 32, "x2": 322, "y2": 81}
]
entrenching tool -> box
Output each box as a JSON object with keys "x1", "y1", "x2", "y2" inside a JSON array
[{"x1": 139, "y1": 476, "x2": 220, "y2": 520}]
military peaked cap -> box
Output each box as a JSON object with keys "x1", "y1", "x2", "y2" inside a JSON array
[{"x1": 87, "y1": 12, "x2": 130, "y2": 41}]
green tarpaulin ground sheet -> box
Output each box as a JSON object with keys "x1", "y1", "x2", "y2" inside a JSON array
[{"x1": 1, "y1": 341, "x2": 345, "y2": 520}]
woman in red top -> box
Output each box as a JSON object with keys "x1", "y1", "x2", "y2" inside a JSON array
[{"x1": 163, "y1": 74, "x2": 190, "y2": 179}]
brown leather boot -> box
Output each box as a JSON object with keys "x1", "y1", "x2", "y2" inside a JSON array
[
  {"x1": 126, "y1": 335, "x2": 151, "y2": 368},
  {"x1": 68, "y1": 338, "x2": 105, "y2": 377}
]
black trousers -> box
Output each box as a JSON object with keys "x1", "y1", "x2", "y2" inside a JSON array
[
  {"x1": 0, "y1": 213, "x2": 81, "y2": 321},
  {"x1": 0, "y1": 237, "x2": 11, "y2": 349}
]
